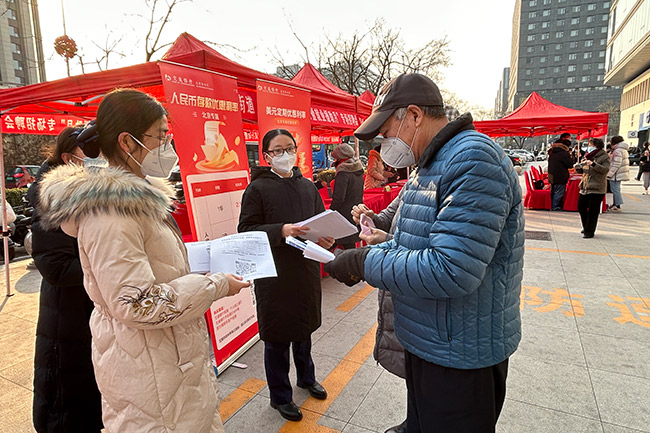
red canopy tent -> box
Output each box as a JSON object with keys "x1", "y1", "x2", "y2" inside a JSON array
[
  {"x1": 474, "y1": 92, "x2": 609, "y2": 138},
  {"x1": 359, "y1": 90, "x2": 376, "y2": 105},
  {"x1": 0, "y1": 33, "x2": 375, "y2": 295}
]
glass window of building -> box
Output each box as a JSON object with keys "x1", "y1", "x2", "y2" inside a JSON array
[
  {"x1": 571, "y1": 30, "x2": 579, "y2": 37},
  {"x1": 570, "y1": 41, "x2": 578, "y2": 48},
  {"x1": 542, "y1": 22, "x2": 550, "y2": 28},
  {"x1": 571, "y1": 18, "x2": 580, "y2": 24},
  {"x1": 542, "y1": 33, "x2": 550, "y2": 40},
  {"x1": 600, "y1": 27, "x2": 607, "y2": 33},
  {"x1": 556, "y1": 31, "x2": 564, "y2": 38},
  {"x1": 528, "y1": 23, "x2": 536, "y2": 30},
  {"x1": 553, "y1": 66, "x2": 561, "y2": 73},
  {"x1": 602, "y1": 14, "x2": 608, "y2": 20},
  {"x1": 529, "y1": 0, "x2": 537, "y2": 6},
  {"x1": 596, "y1": 74, "x2": 603, "y2": 81},
  {"x1": 597, "y1": 63, "x2": 605, "y2": 69},
  {"x1": 529, "y1": 12, "x2": 537, "y2": 18},
  {"x1": 568, "y1": 65, "x2": 577, "y2": 72},
  {"x1": 584, "y1": 52, "x2": 593, "y2": 59},
  {"x1": 599, "y1": 51, "x2": 605, "y2": 57},
  {"x1": 16, "y1": 76, "x2": 23, "y2": 84},
  {"x1": 528, "y1": 35, "x2": 536, "y2": 41},
  {"x1": 543, "y1": 9, "x2": 551, "y2": 16},
  {"x1": 555, "y1": 43, "x2": 563, "y2": 50},
  {"x1": 569, "y1": 53, "x2": 578, "y2": 60},
  {"x1": 540, "y1": 56, "x2": 548, "y2": 63},
  {"x1": 558, "y1": 8, "x2": 566, "y2": 14},
  {"x1": 557, "y1": 19, "x2": 565, "y2": 26},
  {"x1": 525, "y1": 80, "x2": 532, "y2": 86},
  {"x1": 543, "y1": 0, "x2": 551, "y2": 4},
  {"x1": 527, "y1": 47, "x2": 535, "y2": 53},
  {"x1": 539, "y1": 79, "x2": 545, "y2": 85},
  {"x1": 9, "y1": 26, "x2": 18, "y2": 37},
  {"x1": 526, "y1": 69, "x2": 533, "y2": 75},
  {"x1": 541, "y1": 44, "x2": 549, "y2": 51},
  {"x1": 583, "y1": 64, "x2": 592, "y2": 70},
  {"x1": 540, "y1": 67, "x2": 547, "y2": 74},
  {"x1": 553, "y1": 77, "x2": 562, "y2": 84},
  {"x1": 573, "y1": 6, "x2": 581, "y2": 12},
  {"x1": 13, "y1": 60, "x2": 22, "y2": 70},
  {"x1": 10, "y1": 43, "x2": 21, "y2": 54},
  {"x1": 554, "y1": 55, "x2": 562, "y2": 61},
  {"x1": 582, "y1": 76, "x2": 591, "y2": 82},
  {"x1": 586, "y1": 28, "x2": 595, "y2": 35},
  {"x1": 6, "y1": 8, "x2": 16, "y2": 19},
  {"x1": 587, "y1": 3, "x2": 597, "y2": 10},
  {"x1": 567, "y1": 76, "x2": 576, "y2": 83},
  {"x1": 585, "y1": 40, "x2": 594, "y2": 47},
  {"x1": 603, "y1": 2, "x2": 610, "y2": 7},
  {"x1": 587, "y1": 16, "x2": 595, "y2": 23},
  {"x1": 526, "y1": 57, "x2": 534, "y2": 64}
]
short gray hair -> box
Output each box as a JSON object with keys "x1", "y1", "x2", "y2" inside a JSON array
[{"x1": 394, "y1": 105, "x2": 447, "y2": 120}]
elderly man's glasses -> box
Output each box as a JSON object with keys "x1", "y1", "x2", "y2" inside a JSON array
[{"x1": 266, "y1": 145, "x2": 297, "y2": 157}]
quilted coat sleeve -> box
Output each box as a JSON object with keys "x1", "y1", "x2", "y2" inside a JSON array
[
  {"x1": 78, "y1": 212, "x2": 227, "y2": 330},
  {"x1": 365, "y1": 146, "x2": 511, "y2": 299},
  {"x1": 607, "y1": 149, "x2": 621, "y2": 178}
]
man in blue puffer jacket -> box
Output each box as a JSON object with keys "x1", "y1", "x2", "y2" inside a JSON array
[{"x1": 324, "y1": 73, "x2": 524, "y2": 433}]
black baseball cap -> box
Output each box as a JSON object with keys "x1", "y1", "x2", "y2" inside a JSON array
[{"x1": 355, "y1": 73, "x2": 444, "y2": 141}]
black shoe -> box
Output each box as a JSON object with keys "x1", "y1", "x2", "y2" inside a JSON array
[
  {"x1": 270, "y1": 401, "x2": 302, "y2": 421},
  {"x1": 384, "y1": 419, "x2": 408, "y2": 433},
  {"x1": 583, "y1": 234, "x2": 594, "y2": 238},
  {"x1": 580, "y1": 229, "x2": 584, "y2": 234},
  {"x1": 297, "y1": 381, "x2": 328, "y2": 400}
]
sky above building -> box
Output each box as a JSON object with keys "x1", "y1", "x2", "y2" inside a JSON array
[{"x1": 38, "y1": 0, "x2": 515, "y2": 109}]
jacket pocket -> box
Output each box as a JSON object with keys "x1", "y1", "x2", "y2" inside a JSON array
[{"x1": 436, "y1": 300, "x2": 451, "y2": 342}]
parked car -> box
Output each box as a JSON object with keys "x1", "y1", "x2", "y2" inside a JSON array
[
  {"x1": 628, "y1": 146, "x2": 641, "y2": 166},
  {"x1": 512, "y1": 149, "x2": 534, "y2": 162},
  {"x1": 5, "y1": 165, "x2": 40, "y2": 189},
  {"x1": 503, "y1": 149, "x2": 523, "y2": 166}
]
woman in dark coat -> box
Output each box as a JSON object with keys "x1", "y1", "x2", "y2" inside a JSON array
[
  {"x1": 238, "y1": 129, "x2": 334, "y2": 422},
  {"x1": 29, "y1": 127, "x2": 103, "y2": 433},
  {"x1": 329, "y1": 143, "x2": 364, "y2": 249}
]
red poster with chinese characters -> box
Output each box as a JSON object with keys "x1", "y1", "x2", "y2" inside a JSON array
[
  {"x1": 1, "y1": 114, "x2": 87, "y2": 135},
  {"x1": 159, "y1": 62, "x2": 258, "y2": 373},
  {"x1": 256, "y1": 80, "x2": 313, "y2": 179}
]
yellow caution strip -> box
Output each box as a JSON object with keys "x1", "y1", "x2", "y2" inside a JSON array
[
  {"x1": 526, "y1": 246, "x2": 650, "y2": 260},
  {"x1": 280, "y1": 323, "x2": 379, "y2": 432},
  {"x1": 219, "y1": 377, "x2": 267, "y2": 422},
  {"x1": 336, "y1": 284, "x2": 375, "y2": 312}
]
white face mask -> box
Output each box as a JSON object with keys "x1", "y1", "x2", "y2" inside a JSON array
[
  {"x1": 128, "y1": 134, "x2": 179, "y2": 178},
  {"x1": 380, "y1": 116, "x2": 417, "y2": 169},
  {"x1": 587, "y1": 146, "x2": 596, "y2": 153},
  {"x1": 268, "y1": 151, "x2": 297, "y2": 174}
]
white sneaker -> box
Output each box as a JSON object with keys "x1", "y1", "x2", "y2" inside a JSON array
[{"x1": 611, "y1": 205, "x2": 621, "y2": 211}]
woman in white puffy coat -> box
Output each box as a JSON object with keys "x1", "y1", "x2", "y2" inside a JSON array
[
  {"x1": 38, "y1": 89, "x2": 249, "y2": 433},
  {"x1": 607, "y1": 135, "x2": 630, "y2": 211}
]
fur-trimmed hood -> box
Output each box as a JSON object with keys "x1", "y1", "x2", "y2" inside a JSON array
[{"x1": 38, "y1": 164, "x2": 175, "y2": 232}]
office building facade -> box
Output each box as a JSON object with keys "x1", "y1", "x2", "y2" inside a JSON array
[
  {"x1": 495, "y1": 67, "x2": 511, "y2": 118},
  {"x1": 0, "y1": 0, "x2": 45, "y2": 88},
  {"x1": 509, "y1": 0, "x2": 622, "y2": 137},
  {"x1": 604, "y1": 0, "x2": 650, "y2": 147}
]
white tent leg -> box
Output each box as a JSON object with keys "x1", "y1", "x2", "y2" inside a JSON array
[{"x1": 0, "y1": 117, "x2": 12, "y2": 297}]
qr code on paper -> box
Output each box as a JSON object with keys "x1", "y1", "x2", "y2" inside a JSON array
[{"x1": 235, "y1": 259, "x2": 256, "y2": 277}]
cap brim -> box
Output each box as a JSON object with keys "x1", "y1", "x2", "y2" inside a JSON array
[{"x1": 354, "y1": 109, "x2": 394, "y2": 141}]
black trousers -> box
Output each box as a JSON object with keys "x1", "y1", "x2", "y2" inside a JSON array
[
  {"x1": 264, "y1": 339, "x2": 316, "y2": 404},
  {"x1": 405, "y1": 351, "x2": 509, "y2": 433},
  {"x1": 577, "y1": 193, "x2": 605, "y2": 237}
]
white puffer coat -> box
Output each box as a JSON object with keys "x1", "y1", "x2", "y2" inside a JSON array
[
  {"x1": 38, "y1": 165, "x2": 228, "y2": 433},
  {"x1": 608, "y1": 141, "x2": 630, "y2": 181}
]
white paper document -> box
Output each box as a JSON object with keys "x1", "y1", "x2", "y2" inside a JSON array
[
  {"x1": 285, "y1": 236, "x2": 336, "y2": 263},
  {"x1": 296, "y1": 210, "x2": 358, "y2": 242},
  {"x1": 185, "y1": 231, "x2": 277, "y2": 280}
]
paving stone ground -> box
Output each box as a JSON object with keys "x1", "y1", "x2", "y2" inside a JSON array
[{"x1": 1, "y1": 163, "x2": 648, "y2": 432}]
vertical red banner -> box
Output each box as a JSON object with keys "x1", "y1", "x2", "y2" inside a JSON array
[
  {"x1": 159, "y1": 62, "x2": 258, "y2": 372},
  {"x1": 256, "y1": 80, "x2": 313, "y2": 179}
]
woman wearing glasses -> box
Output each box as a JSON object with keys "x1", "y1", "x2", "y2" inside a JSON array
[
  {"x1": 38, "y1": 89, "x2": 249, "y2": 433},
  {"x1": 238, "y1": 129, "x2": 335, "y2": 422}
]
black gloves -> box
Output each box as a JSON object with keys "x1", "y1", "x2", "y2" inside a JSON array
[{"x1": 323, "y1": 247, "x2": 369, "y2": 286}]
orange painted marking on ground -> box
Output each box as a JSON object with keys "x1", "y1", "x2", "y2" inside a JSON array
[
  {"x1": 623, "y1": 193, "x2": 641, "y2": 202},
  {"x1": 279, "y1": 323, "x2": 379, "y2": 433},
  {"x1": 526, "y1": 246, "x2": 650, "y2": 260},
  {"x1": 336, "y1": 284, "x2": 375, "y2": 312},
  {"x1": 219, "y1": 377, "x2": 266, "y2": 421}
]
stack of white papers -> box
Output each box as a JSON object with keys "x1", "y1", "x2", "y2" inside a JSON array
[
  {"x1": 296, "y1": 210, "x2": 358, "y2": 242},
  {"x1": 285, "y1": 236, "x2": 336, "y2": 263},
  {"x1": 185, "y1": 231, "x2": 277, "y2": 280}
]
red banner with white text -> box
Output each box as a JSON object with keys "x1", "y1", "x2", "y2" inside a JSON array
[
  {"x1": 1, "y1": 114, "x2": 87, "y2": 135},
  {"x1": 159, "y1": 62, "x2": 258, "y2": 372},
  {"x1": 256, "y1": 80, "x2": 313, "y2": 179}
]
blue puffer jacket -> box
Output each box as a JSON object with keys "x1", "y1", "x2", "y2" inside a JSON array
[{"x1": 364, "y1": 115, "x2": 524, "y2": 370}]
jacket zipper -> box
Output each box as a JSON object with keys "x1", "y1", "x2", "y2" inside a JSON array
[
  {"x1": 445, "y1": 302, "x2": 452, "y2": 342},
  {"x1": 374, "y1": 290, "x2": 386, "y2": 362},
  {"x1": 53, "y1": 345, "x2": 65, "y2": 427}
]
